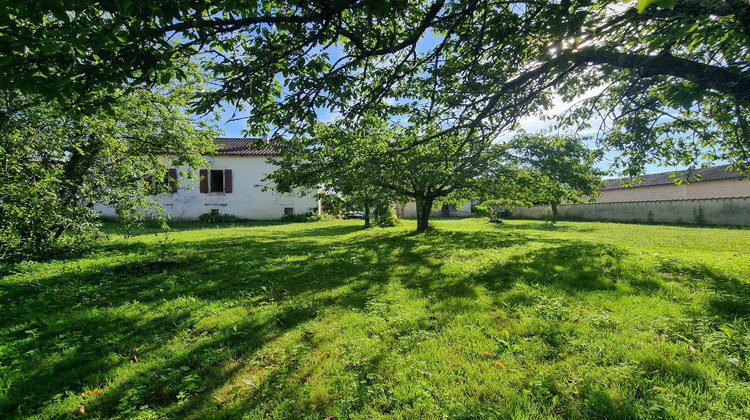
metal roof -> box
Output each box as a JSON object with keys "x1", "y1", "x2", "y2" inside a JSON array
[{"x1": 600, "y1": 164, "x2": 747, "y2": 190}]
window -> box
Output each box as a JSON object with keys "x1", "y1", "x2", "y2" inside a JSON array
[
  {"x1": 199, "y1": 169, "x2": 232, "y2": 193},
  {"x1": 210, "y1": 170, "x2": 224, "y2": 192},
  {"x1": 284, "y1": 207, "x2": 295, "y2": 216},
  {"x1": 145, "y1": 168, "x2": 178, "y2": 194}
]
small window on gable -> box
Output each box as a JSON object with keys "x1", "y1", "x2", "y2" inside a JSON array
[{"x1": 284, "y1": 207, "x2": 295, "y2": 216}]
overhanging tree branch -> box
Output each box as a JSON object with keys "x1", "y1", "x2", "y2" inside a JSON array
[{"x1": 570, "y1": 48, "x2": 750, "y2": 104}]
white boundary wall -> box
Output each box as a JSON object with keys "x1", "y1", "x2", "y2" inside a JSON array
[{"x1": 510, "y1": 198, "x2": 750, "y2": 226}]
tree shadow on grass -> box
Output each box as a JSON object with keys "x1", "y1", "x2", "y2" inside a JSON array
[
  {"x1": 98, "y1": 220, "x2": 290, "y2": 236},
  {"x1": 2, "y1": 226, "x2": 536, "y2": 417},
  {"x1": 494, "y1": 221, "x2": 595, "y2": 233},
  {"x1": 480, "y1": 241, "x2": 634, "y2": 293},
  {"x1": 654, "y1": 259, "x2": 750, "y2": 319},
  {"x1": 398, "y1": 238, "x2": 668, "y2": 316},
  {"x1": 0, "y1": 229, "x2": 398, "y2": 414},
  {"x1": 708, "y1": 275, "x2": 750, "y2": 318},
  {"x1": 1, "y1": 223, "x2": 740, "y2": 418}
]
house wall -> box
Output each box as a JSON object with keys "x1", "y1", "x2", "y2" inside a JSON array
[
  {"x1": 597, "y1": 178, "x2": 750, "y2": 203},
  {"x1": 510, "y1": 197, "x2": 750, "y2": 226},
  {"x1": 400, "y1": 200, "x2": 473, "y2": 218},
  {"x1": 95, "y1": 155, "x2": 319, "y2": 221}
]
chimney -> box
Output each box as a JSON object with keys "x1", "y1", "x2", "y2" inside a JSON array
[{"x1": 262, "y1": 134, "x2": 269, "y2": 144}]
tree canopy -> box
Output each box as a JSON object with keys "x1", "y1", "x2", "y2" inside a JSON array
[
  {"x1": 507, "y1": 133, "x2": 606, "y2": 219},
  {"x1": 0, "y1": 76, "x2": 218, "y2": 260},
  {"x1": 3, "y1": 1, "x2": 749, "y2": 174},
  {"x1": 268, "y1": 117, "x2": 510, "y2": 231}
]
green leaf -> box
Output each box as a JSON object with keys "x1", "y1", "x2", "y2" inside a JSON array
[
  {"x1": 636, "y1": 0, "x2": 674, "y2": 13},
  {"x1": 41, "y1": 42, "x2": 62, "y2": 54},
  {"x1": 655, "y1": 0, "x2": 675, "y2": 9},
  {"x1": 51, "y1": 9, "x2": 70, "y2": 23}
]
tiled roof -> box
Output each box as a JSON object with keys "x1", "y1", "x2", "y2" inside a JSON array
[
  {"x1": 600, "y1": 164, "x2": 747, "y2": 190},
  {"x1": 212, "y1": 137, "x2": 279, "y2": 155}
]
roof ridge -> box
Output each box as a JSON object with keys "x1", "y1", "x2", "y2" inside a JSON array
[{"x1": 600, "y1": 164, "x2": 745, "y2": 190}]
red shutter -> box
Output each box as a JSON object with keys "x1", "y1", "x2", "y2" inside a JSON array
[
  {"x1": 168, "y1": 168, "x2": 178, "y2": 193},
  {"x1": 199, "y1": 169, "x2": 209, "y2": 193},
  {"x1": 142, "y1": 175, "x2": 154, "y2": 195},
  {"x1": 224, "y1": 169, "x2": 232, "y2": 193}
]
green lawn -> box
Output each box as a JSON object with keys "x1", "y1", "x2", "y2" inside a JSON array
[{"x1": 2, "y1": 218, "x2": 749, "y2": 419}]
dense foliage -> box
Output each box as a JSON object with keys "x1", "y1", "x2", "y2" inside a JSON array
[
  {"x1": 0, "y1": 79, "x2": 218, "y2": 260},
  {"x1": 4, "y1": 0, "x2": 749, "y2": 252},
  {"x1": 2, "y1": 1, "x2": 749, "y2": 173},
  {"x1": 268, "y1": 118, "x2": 511, "y2": 231},
  {"x1": 507, "y1": 133, "x2": 606, "y2": 219}
]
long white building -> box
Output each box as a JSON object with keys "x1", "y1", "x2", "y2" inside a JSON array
[{"x1": 95, "y1": 138, "x2": 319, "y2": 221}]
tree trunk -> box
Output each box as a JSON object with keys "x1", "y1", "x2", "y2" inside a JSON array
[
  {"x1": 52, "y1": 224, "x2": 68, "y2": 240},
  {"x1": 415, "y1": 195, "x2": 434, "y2": 232},
  {"x1": 550, "y1": 201, "x2": 559, "y2": 221},
  {"x1": 363, "y1": 195, "x2": 371, "y2": 229}
]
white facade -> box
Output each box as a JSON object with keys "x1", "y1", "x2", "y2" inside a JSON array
[{"x1": 95, "y1": 154, "x2": 319, "y2": 221}]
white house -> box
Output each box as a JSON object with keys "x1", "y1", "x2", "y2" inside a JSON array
[{"x1": 95, "y1": 137, "x2": 319, "y2": 221}]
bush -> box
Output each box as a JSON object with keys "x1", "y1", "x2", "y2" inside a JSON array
[
  {"x1": 0, "y1": 230, "x2": 100, "y2": 263},
  {"x1": 375, "y1": 212, "x2": 401, "y2": 227},
  {"x1": 281, "y1": 212, "x2": 318, "y2": 223},
  {"x1": 471, "y1": 205, "x2": 489, "y2": 218},
  {"x1": 198, "y1": 212, "x2": 239, "y2": 223},
  {"x1": 693, "y1": 206, "x2": 706, "y2": 226},
  {"x1": 487, "y1": 207, "x2": 503, "y2": 224}
]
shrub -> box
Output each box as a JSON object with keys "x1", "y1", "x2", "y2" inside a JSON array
[
  {"x1": 281, "y1": 212, "x2": 318, "y2": 223},
  {"x1": 487, "y1": 207, "x2": 503, "y2": 224},
  {"x1": 375, "y1": 212, "x2": 401, "y2": 227},
  {"x1": 316, "y1": 213, "x2": 339, "y2": 222},
  {"x1": 471, "y1": 205, "x2": 489, "y2": 218},
  {"x1": 0, "y1": 230, "x2": 100, "y2": 263},
  {"x1": 693, "y1": 206, "x2": 706, "y2": 226},
  {"x1": 198, "y1": 212, "x2": 239, "y2": 223}
]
